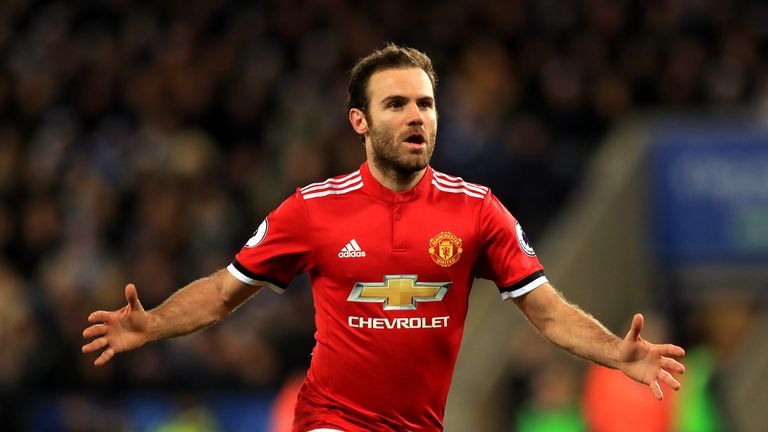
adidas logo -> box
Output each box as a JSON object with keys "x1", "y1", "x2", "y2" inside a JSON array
[{"x1": 338, "y1": 239, "x2": 366, "y2": 258}]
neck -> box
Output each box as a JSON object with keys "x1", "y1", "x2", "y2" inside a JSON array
[{"x1": 368, "y1": 159, "x2": 427, "y2": 193}]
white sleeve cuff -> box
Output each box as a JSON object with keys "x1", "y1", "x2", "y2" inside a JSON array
[
  {"x1": 226, "y1": 263, "x2": 286, "y2": 293},
  {"x1": 500, "y1": 275, "x2": 548, "y2": 300}
]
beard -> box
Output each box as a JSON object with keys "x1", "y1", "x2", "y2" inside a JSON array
[{"x1": 368, "y1": 119, "x2": 437, "y2": 179}]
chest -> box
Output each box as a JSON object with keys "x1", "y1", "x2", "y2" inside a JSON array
[{"x1": 308, "y1": 196, "x2": 479, "y2": 282}]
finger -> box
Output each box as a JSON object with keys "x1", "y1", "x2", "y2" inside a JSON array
[
  {"x1": 94, "y1": 347, "x2": 115, "y2": 367},
  {"x1": 661, "y1": 356, "x2": 685, "y2": 374},
  {"x1": 82, "y1": 337, "x2": 109, "y2": 354},
  {"x1": 88, "y1": 311, "x2": 111, "y2": 323},
  {"x1": 125, "y1": 283, "x2": 141, "y2": 309},
  {"x1": 658, "y1": 369, "x2": 681, "y2": 391},
  {"x1": 659, "y1": 344, "x2": 686, "y2": 358},
  {"x1": 626, "y1": 313, "x2": 644, "y2": 341},
  {"x1": 82, "y1": 324, "x2": 107, "y2": 339},
  {"x1": 650, "y1": 379, "x2": 663, "y2": 400}
]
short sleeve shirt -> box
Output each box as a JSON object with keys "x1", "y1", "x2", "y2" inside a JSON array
[{"x1": 228, "y1": 162, "x2": 547, "y2": 431}]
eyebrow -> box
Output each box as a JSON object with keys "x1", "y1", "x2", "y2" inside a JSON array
[{"x1": 379, "y1": 95, "x2": 435, "y2": 105}]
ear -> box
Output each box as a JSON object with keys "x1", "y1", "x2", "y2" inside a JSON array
[{"x1": 349, "y1": 108, "x2": 369, "y2": 136}]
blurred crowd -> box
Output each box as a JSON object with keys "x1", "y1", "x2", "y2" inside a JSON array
[{"x1": 2, "y1": 0, "x2": 767, "y2": 429}]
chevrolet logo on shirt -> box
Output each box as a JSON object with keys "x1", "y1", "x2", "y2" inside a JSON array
[{"x1": 348, "y1": 275, "x2": 450, "y2": 310}]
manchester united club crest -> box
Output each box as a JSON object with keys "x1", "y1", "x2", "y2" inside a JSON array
[{"x1": 428, "y1": 231, "x2": 463, "y2": 267}]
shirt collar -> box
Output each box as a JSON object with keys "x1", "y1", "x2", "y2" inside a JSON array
[{"x1": 360, "y1": 161, "x2": 433, "y2": 203}]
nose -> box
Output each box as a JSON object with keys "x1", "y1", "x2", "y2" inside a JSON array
[{"x1": 406, "y1": 102, "x2": 424, "y2": 126}]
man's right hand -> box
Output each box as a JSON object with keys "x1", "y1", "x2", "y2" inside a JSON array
[{"x1": 82, "y1": 283, "x2": 149, "y2": 366}]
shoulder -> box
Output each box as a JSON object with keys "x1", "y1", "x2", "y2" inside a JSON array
[
  {"x1": 430, "y1": 168, "x2": 490, "y2": 200},
  {"x1": 298, "y1": 169, "x2": 364, "y2": 201}
]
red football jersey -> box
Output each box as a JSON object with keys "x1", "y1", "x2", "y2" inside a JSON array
[{"x1": 228, "y1": 162, "x2": 547, "y2": 431}]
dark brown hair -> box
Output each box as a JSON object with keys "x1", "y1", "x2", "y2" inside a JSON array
[{"x1": 347, "y1": 43, "x2": 437, "y2": 114}]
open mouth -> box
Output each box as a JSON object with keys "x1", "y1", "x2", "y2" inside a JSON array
[{"x1": 403, "y1": 133, "x2": 426, "y2": 145}]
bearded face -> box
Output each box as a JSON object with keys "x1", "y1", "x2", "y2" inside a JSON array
[
  {"x1": 360, "y1": 68, "x2": 438, "y2": 180},
  {"x1": 367, "y1": 113, "x2": 437, "y2": 177}
]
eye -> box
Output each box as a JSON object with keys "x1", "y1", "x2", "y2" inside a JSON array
[
  {"x1": 418, "y1": 100, "x2": 434, "y2": 109},
  {"x1": 387, "y1": 100, "x2": 404, "y2": 109}
]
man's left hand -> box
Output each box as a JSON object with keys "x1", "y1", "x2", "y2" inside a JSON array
[{"x1": 618, "y1": 313, "x2": 686, "y2": 400}]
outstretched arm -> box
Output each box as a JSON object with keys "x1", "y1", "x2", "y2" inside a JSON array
[
  {"x1": 513, "y1": 282, "x2": 685, "y2": 400},
  {"x1": 82, "y1": 268, "x2": 261, "y2": 366}
]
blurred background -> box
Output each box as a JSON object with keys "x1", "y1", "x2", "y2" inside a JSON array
[{"x1": 1, "y1": 0, "x2": 767, "y2": 431}]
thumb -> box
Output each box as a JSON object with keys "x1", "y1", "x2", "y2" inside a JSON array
[
  {"x1": 626, "y1": 313, "x2": 644, "y2": 341},
  {"x1": 125, "y1": 283, "x2": 143, "y2": 311}
]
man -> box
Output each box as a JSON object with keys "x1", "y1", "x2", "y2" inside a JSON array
[{"x1": 83, "y1": 44, "x2": 685, "y2": 431}]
